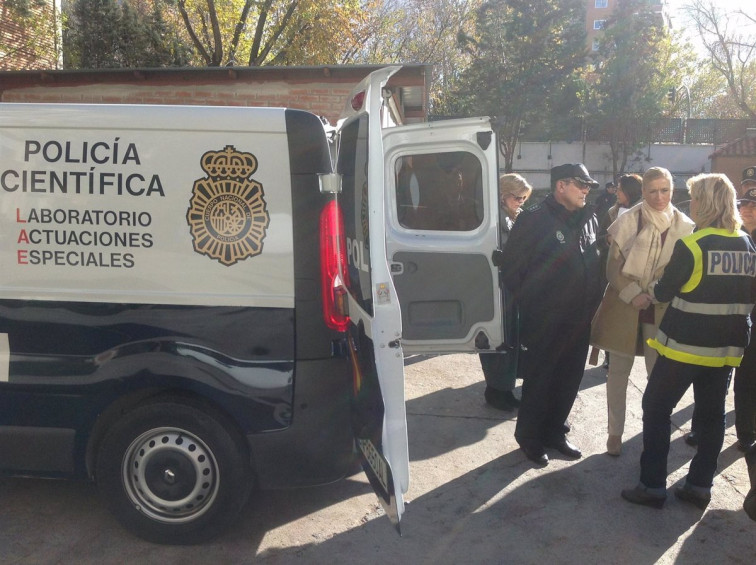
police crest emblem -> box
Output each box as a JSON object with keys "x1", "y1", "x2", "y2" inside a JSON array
[{"x1": 187, "y1": 146, "x2": 270, "y2": 266}]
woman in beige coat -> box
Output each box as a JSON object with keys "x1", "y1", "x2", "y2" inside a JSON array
[{"x1": 590, "y1": 167, "x2": 695, "y2": 456}]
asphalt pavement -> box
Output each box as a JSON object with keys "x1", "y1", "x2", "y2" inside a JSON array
[{"x1": 1, "y1": 353, "x2": 755, "y2": 564}]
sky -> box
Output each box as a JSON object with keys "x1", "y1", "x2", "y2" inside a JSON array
[{"x1": 666, "y1": 0, "x2": 754, "y2": 36}]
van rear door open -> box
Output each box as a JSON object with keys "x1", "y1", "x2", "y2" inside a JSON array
[
  {"x1": 339, "y1": 68, "x2": 505, "y2": 532},
  {"x1": 384, "y1": 118, "x2": 504, "y2": 354},
  {"x1": 338, "y1": 67, "x2": 408, "y2": 531}
]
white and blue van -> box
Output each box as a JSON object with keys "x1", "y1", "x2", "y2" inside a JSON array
[{"x1": 0, "y1": 67, "x2": 507, "y2": 543}]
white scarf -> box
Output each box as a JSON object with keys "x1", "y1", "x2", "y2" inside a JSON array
[{"x1": 608, "y1": 201, "x2": 690, "y2": 291}]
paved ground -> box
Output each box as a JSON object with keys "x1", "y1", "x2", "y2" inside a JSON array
[{"x1": 2, "y1": 353, "x2": 755, "y2": 564}]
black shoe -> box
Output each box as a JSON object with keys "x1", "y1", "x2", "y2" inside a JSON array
[
  {"x1": 546, "y1": 438, "x2": 582, "y2": 459},
  {"x1": 484, "y1": 387, "x2": 515, "y2": 412},
  {"x1": 520, "y1": 445, "x2": 549, "y2": 466},
  {"x1": 502, "y1": 390, "x2": 521, "y2": 408},
  {"x1": 674, "y1": 485, "x2": 711, "y2": 510},
  {"x1": 685, "y1": 432, "x2": 698, "y2": 447},
  {"x1": 621, "y1": 485, "x2": 666, "y2": 509}
]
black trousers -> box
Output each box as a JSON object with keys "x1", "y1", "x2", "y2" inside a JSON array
[
  {"x1": 734, "y1": 342, "x2": 756, "y2": 445},
  {"x1": 641, "y1": 355, "x2": 730, "y2": 490},
  {"x1": 514, "y1": 320, "x2": 591, "y2": 448}
]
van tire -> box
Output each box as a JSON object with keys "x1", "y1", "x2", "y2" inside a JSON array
[{"x1": 95, "y1": 399, "x2": 252, "y2": 544}]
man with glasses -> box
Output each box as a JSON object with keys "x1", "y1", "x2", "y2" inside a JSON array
[{"x1": 500, "y1": 163, "x2": 602, "y2": 465}]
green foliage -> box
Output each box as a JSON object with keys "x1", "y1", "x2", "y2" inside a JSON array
[
  {"x1": 452, "y1": 0, "x2": 587, "y2": 171},
  {"x1": 586, "y1": 0, "x2": 693, "y2": 176},
  {"x1": 64, "y1": 0, "x2": 192, "y2": 69},
  {"x1": 5, "y1": 0, "x2": 48, "y2": 18}
]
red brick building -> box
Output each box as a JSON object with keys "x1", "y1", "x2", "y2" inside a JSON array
[
  {"x1": 0, "y1": 65, "x2": 430, "y2": 126},
  {"x1": 0, "y1": 0, "x2": 59, "y2": 70},
  {"x1": 710, "y1": 130, "x2": 756, "y2": 195}
]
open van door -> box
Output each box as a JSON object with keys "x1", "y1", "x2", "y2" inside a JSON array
[
  {"x1": 383, "y1": 117, "x2": 505, "y2": 354},
  {"x1": 336, "y1": 67, "x2": 408, "y2": 532}
]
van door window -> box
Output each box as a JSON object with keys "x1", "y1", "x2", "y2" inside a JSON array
[{"x1": 395, "y1": 151, "x2": 484, "y2": 231}]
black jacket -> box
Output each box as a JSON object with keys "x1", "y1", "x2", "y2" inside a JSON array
[
  {"x1": 500, "y1": 194, "x2": 602, "y2": 335},
  {"x1": 649, "y1": 227, "x2": 756, "y2": 367}
]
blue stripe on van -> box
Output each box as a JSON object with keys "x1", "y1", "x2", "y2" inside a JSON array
[{"x1": 0, "y1": 300, "x2": 295, "y2": 434}]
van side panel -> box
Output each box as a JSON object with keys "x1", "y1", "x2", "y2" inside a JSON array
[
  {"x1": 0, "y1": 301, "x2": 295, "y2": 476},
  {"x1": 0, "y1": 105, "x2": 353, "y2": 488}
]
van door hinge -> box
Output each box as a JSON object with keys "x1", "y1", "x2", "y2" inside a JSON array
[{"x1": 318, "y1": 173, "x2": 342, "y2": 194}]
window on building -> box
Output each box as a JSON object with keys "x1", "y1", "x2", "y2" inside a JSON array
[
  {"x1": 593, "y1": 20, "x2": 606, "y2": 30},
  {"x1": 595, "y1": 0, "x2": 608, "y2": 8}
]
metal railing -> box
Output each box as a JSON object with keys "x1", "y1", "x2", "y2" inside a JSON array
[{"x1": 516, "y1": 117, "x2": 756, "y2": 145}]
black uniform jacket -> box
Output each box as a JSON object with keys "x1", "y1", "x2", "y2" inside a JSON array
[
  {"x1": 650, "y1": 227, "x2": 756, "y2": 366},
  {"x1": 500, "y1": 194, "x2": 602, "y2": 337}
]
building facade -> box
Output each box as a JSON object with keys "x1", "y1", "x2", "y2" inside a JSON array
[
  {"x1": 585, "y1": 0, "x2": 668, "y2": 52},
  {"x1": 0, "y1": 0, "x2": 60, "y2": 70}
]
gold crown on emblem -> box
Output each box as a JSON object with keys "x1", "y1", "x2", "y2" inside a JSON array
[{"x1": 201, "y1": 145, "x2": 258, "y2": 179}]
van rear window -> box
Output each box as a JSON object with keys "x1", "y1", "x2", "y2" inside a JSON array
[{"x1": 395, "y1": 151, "x2": 484, "y2": 231}]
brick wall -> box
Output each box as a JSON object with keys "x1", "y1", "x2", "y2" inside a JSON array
[
  {"x1": 0, "y1": 66, "x2": 429, "y2": 126},
  {"x1": 2, "y1": 81, "x2": 355, "y2": 124}
]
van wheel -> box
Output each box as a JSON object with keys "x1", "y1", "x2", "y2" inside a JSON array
[{"x1": 95, "y1": 400, "x2": 252, "y2": 544}]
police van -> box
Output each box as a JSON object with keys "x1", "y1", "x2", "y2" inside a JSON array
[{"x1": 0, "y1": 67, "x2": 506, "y2": 543}]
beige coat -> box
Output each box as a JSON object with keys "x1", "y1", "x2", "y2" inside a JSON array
[{"x1": 590, "y1": 205, "x2": 694, "y2": 356}]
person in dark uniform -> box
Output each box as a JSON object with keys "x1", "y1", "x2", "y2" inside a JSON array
[
  {"x1": 733, "y1": 185, "x2": 756, "y2": 452},
  {"x1": 500, "y1": 163, "x2": 602, "y2": 466},
  {"x1": 622, "y1": 173, "x2": 756, "y2": 510},
  {"x1": 739, "y1": 164, "x2": 756, "y2": 197},
  {"x1": 686, "y1": 166, "x2": 756, "y2": 449},
  {"x1": 595, "y1": 180, "x2": 617, "y2": 226}
]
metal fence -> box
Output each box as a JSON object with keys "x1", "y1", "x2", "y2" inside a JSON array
[{"x1": 517, "y1": 117, "x2": 756, "y2": 145}]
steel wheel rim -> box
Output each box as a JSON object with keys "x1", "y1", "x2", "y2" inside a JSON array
[{"x1": 121, "y1": 427, "x2": 220, "y2": 524}]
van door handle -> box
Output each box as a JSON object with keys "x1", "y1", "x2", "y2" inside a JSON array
[{"x1": 388, "y1": 339, "x2": 401, "y2": 349}]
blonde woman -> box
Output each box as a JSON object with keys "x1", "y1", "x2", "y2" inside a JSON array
[
  {"x1": 590, "y1": 167, "x2": 695, "y2": 456},
  {"x1": 622, "y1": 173, "x2": 756, "y2": 509},
  {"x1": 481, "y1": 173, "x2": 532, "y2": 411}
]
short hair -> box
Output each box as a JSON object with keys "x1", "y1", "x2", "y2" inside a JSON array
[
  {"x1": 687, "y1": 173, "x2": 739, "y2": 231},
  {"x1": 499, "y1": 173, "x2": 533, "y2": 218},
  {"x1": 499, "y1": 173, "x2": 533, "y2": 198},
  {"x1": 642, "y1": 166, "x2": 674, "y2": 190},
  {"x1": 618, "y1": 173, "x2": 643, "y2": 206}
]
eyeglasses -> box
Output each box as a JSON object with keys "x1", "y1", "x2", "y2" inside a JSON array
[
  {"x1": 738, "y1": 201, "x2": 756, "y2": 209},
  {"x1": 568, "y1": 178, "x2": 591, "y2": 190},
  {"x1": 506, "y1": 194, "x2": 528, "y2": 202}
]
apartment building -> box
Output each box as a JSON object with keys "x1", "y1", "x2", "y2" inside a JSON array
[
  {"x1": 586, "y1": 0, "x2": 668, "y2": 52},
  {"x1": 0, "y1": 0, "x2": 59, "y2": 70}
]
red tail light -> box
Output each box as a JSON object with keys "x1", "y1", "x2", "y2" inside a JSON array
[
  {"x1": 351, "y1": 91, "x2": 366, "y2": 111},
  {"x1": 320, "y1": 200, "x2": 350, "y2": 332}
]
